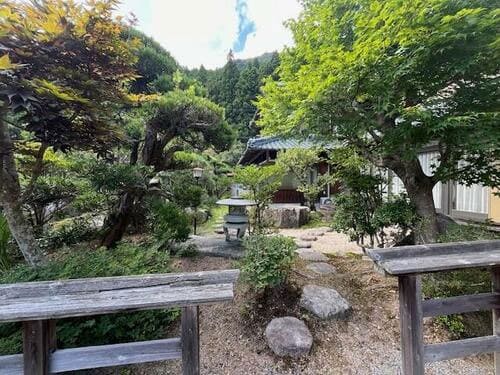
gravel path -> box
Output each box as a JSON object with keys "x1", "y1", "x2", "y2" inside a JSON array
[
  {"x1": 91, "y1": 252, "x2": 493, "y2": 375},
  {"x1": 279, "y1": 227, "x2": 363, "y2": 256}
]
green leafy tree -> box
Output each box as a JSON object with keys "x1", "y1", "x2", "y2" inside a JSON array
[
  {"x1": 276, "y1": 148, "x2": 333, "y2": 210},
  {"x1": 126, "y1": 29, "x2": 179, "y2": 94},
  {"x1": 234, "y1": 63, "x2": 261, "y2": 139},
  {"x1": 0, "y1": 0, "x2": 137, "y2": 266},
  {"x1": 101, "y1": 91, "x2": 234, "y2": 247},
  {"x1": 257, "y1": 0, "x2": 500, "y2": 243},
  {"x1": 234, "y1": 164, "x2": 285, "y2": 232}
]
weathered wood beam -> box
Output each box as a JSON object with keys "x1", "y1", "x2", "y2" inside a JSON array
[
  {"x1": 182, "y1": 306, "x2": 200, "y2": 375},
  {"x1": 0, "y1": 283, "x2": 235, "y2": 323},
  {"x1": 367, "y1": 240, "x2": 500, "y2": 262},
  {"x1": 0, "y1": 338, "x2": 182, "y2": 375},
  {"x1": 399, "y1": 275, "x2": 424, "y2": 375},
  {"x1": 366, "y1": 240, "x2": 500, "y2": 275},
  {"x1": 492, "y1": 267, "x2": 500, "y2": 374},
  {"x1": 424, "y1": 336, "x2": 500, "y2": 363},
  {"x1": 22, "y1": 320, "x2": 55, "y2": 375},
  {"x1": 422, "y1": 293, "x2": 500, "y2": 317},
  {"x1": 0, "y1": 269, "x2": 240, "y2": 299},
  {"x1": 0, "y1": 354, "x2": 23, "y2": 375},
  {"x1": 51, "y1": 338, "x2": 181, "y2": 373}
]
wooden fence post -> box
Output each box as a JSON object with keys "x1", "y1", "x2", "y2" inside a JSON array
[
  {"x1": 181, "y1": 306, "x2": 200, "y2": 375},
  {"x1": 399, "y1": 275, "x2": 424, "y2": 375},
  {"x1": 492, "y1": 267, "x2": 500, "y2": 375},
  {"x1": 23, "y1": 320, "x2": 56, "y2": 375}
]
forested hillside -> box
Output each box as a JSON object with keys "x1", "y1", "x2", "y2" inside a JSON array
[{"x1": 189, "y1": 51, "x2": 280, "y2": 141}]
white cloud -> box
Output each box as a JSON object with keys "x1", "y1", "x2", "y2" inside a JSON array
[
  {"x1": 235, "y1": 0, "x2": 302, "y2": 60},
  {"x1": 119, "y1": 0, "x2": 302, "y2": 68}
]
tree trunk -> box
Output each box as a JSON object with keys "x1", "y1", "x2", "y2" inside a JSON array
[
  {"x1": 0, "y1": 108, "x2": 44, "y2": 267},
  {"x1": 141, "y1": 125, "x2": 174, "y2": 172},
  {"x1": 100, "y1": 192, "x2": 136, "y2": 248},
  {"x1": 392, "y1": 159, "x2": 439, "y2": 244},
  {"x1": 404, "y1": 180, "x2": 439, "y2": 243}
]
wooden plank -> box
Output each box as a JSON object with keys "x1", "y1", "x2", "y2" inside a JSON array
[
  {"x1": 182, "y1": 306, "x2": 200, "y2": 375},
  {"x1": 365, "y1": 240, "x2": 500, "y2": 275},
  {"x1": 23, "y1": 320, "x2": 51, "y2": 375},
  {"x1": 424, "y1": 335, "x2": 500, "y2": 363},
  {"x1": 0, "y1": 269, "x2": 240, "y2": 299},
  {"x1": 51, "y1": 338, "x2": 181, "y2": 372},
  {"x1": 366, "y1": 240, "x2": 500, "y2": 262},
  {"x1": 0, "y1": 282, "x2": 235, "y2": 323},
  {"x1": 0, "y1": 338, "x2": 181, "y2": 374},
  {"x1": 0, "y1": 354, "x2": 22, "y2": 375},
  {"x1": 422, "y1": 293, "x2": 500, "y2": 317},
  {"x1": 378, "y1": 248, "x2": 500, "y2": 275},
  {"x1": 399, "y1": 275, "x2": 424, "y2": 375},
  {"x1": 492, "y1": 267, "x2": 500, "y2": 374}
]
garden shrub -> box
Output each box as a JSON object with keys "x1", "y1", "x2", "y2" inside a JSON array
[
  {"x1": 422, "y1": 223, "x2": 500, "y2": 339},
  {"x1": 0, "y1": 242, "x2": 177, "y2": 355},
  {"x1": 242, "y1": 235, "x2": 296, "y2": 291},
  {"x1": 39, "y1": 216, "x2": 96, "y2": 250},
  {"x1": 152, "y1": 201, "x2": 191, "y2": 251},
  {"x1": 372, "y1": 195, "x2": 418, "y2": 244}
]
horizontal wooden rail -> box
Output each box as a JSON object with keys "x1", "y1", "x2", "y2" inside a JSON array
[
  {"x1": 0, "y1": 269, "x2": 240, "y2": 300},
  {"x1": 0, "y1": 269, "x2": 239, "y2": 375},
  {"x1": 366, "y1": 240, "x2": 500, "y2": 275},
  {"x1": 0, "y1": 270, "x2": 239, "y2": 323},
  {"x1": 422, "y1": 293, "x2": 500, "y2": 317},
  {"x1": 424, "y1": 335, "x2": 500, "y2": 363},
  {"x1": 0, "y1": 338, "x2": 181, "y2": 374}
]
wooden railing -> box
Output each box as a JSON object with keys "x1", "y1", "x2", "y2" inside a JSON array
[
  {"x1": 0, "y1": 269, "x2": 240, "y2": 375},
  {"x1": 367, "y1": 240, "x2": 500, "y2": 375}
]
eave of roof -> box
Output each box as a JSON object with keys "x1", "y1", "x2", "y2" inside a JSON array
[{"x1": 238, "y1": 135, "x2": 336, "y2": 165}]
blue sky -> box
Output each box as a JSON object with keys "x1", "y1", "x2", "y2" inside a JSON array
[{"x1": 118, "y1": 0, "x2": 302, "y2": 69}]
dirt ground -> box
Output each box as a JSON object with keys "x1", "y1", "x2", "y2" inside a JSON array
[{"x1": 94, "y1": 248, "x2": 493, "y2": 375}]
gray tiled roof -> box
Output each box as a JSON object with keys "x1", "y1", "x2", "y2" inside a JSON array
[{"x1": 246, "y1": 136, "x2": 325, "y2": 150}]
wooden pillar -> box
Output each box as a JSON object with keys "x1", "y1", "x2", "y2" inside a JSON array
[
  {"x1": 399, "y1": 275, "x2": 424, "y2": 375},
  {"x1": 492, "y1": 267, "x2": 500, "y2": 375},
  {"x1": 181, "y1": 306, "x2": 200, "y2": 375},
  {"x1": 23, "y1": 320, "x2": 56, "y2": 375}
]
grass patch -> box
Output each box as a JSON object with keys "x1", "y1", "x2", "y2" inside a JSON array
[{"x1": 198, "y1": 204, "x2": 227, "y2": 235}]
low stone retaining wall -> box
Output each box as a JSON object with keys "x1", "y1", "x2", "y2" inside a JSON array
[{"x1": 262, "y1": 204, "x2": 310, "y2": 228}]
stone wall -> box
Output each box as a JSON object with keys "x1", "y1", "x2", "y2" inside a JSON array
[{"x1": 263, "y1": 205, "x2": 310, "y2": 228}]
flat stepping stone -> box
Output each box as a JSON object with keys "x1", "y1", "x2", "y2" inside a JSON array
[
  {"x1": 265, "y1": 317, "x2": 313, "y2": 358},
  {"x1": 188, "y1": 235, "x2": 244, "y2": 259},
  {"x1": 296, "y1": 249, "x2": 328, "y2": 262},
  {"x1": 315, "y1": 226, "x2": 334, "y2": 233},
  {"x1": 308, "y1": 230, "x2": 326, "y2": 237},
  {"x1": 306, "y1": 262, "x2": 336, "y2": 275},
  {"x1": 295, "y1": 240, "x2": 312, "y2": 248},
  {"x1": 300, "y1": 235, "x2": 318, "y2": 242},
  {"x1": 300, "y1": 284, "x2": 351, "y2": 319}
]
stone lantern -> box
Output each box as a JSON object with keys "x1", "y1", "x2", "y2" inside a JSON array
[{"x1": 216, "y1": 185, "x2": 255, "y2": 241}]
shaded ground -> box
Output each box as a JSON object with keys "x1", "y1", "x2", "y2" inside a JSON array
[{"x1": 93, "y1": 249, "x2": 492, "y2": 375}]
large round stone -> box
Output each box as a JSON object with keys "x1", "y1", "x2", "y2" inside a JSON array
[
  {"x1": 265, "y1": 317, "x2": 313, "y2": 358},
  {"x1": 300, "y1": 284, "x2": 351, "y2": 319}
]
